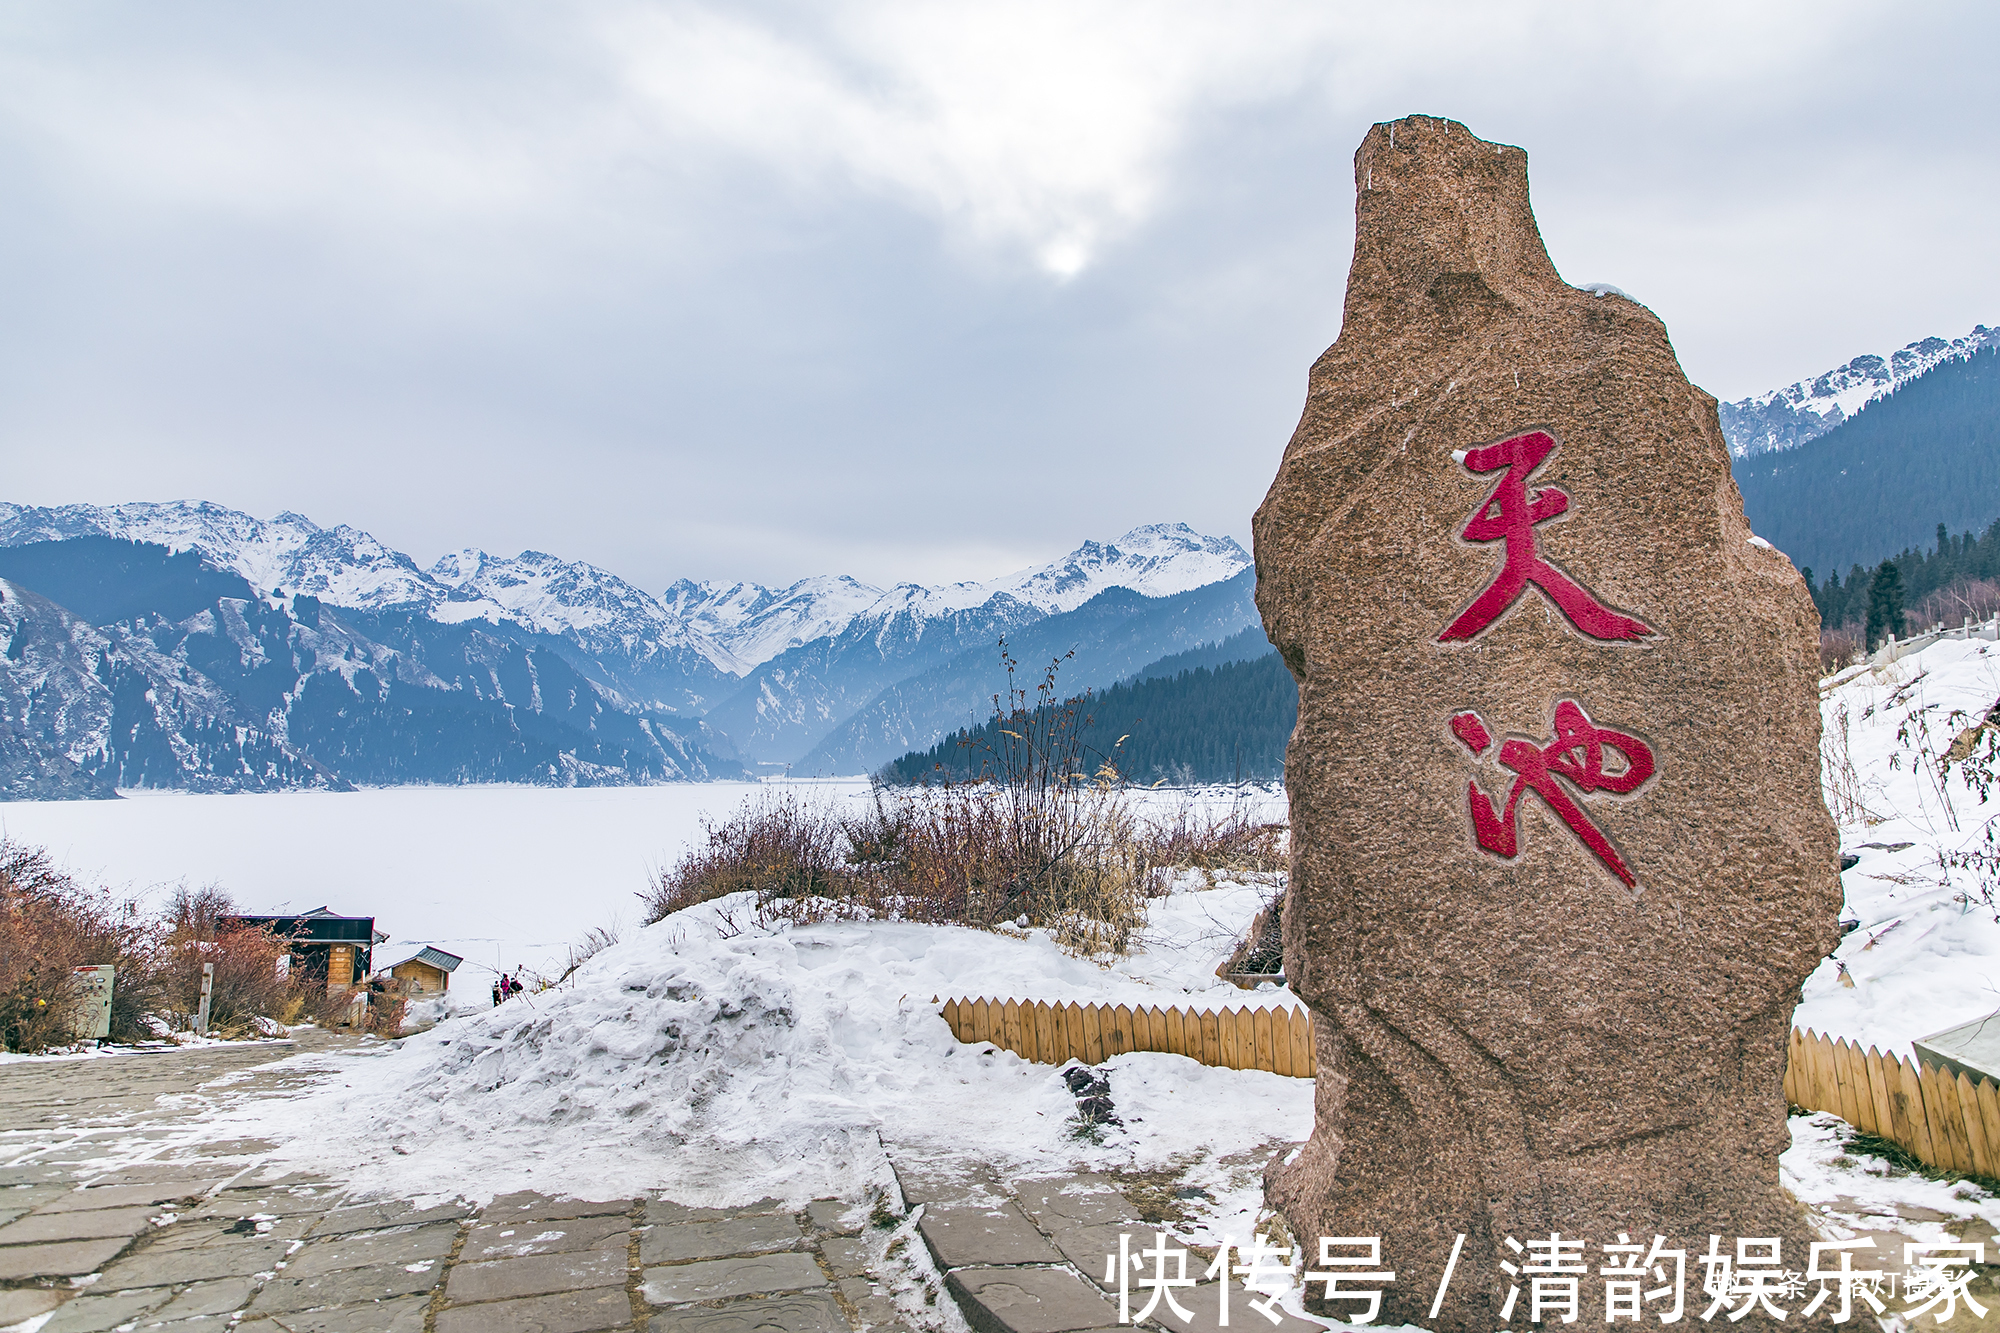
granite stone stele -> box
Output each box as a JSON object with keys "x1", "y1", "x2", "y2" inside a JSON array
[{"x1": 1253, "y1": 113, "x2": 1841, "y2": 1330}]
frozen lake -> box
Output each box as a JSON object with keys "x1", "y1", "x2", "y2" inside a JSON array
[{"x1": 0, "y1": 780, "x2": 869, "y2": 985}]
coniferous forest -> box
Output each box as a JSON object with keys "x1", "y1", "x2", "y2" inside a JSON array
[
  {"x1": 1809, "y1": 519, "x2": 2000, "y2": 643},
  {"x1": 1735, "y1": 346, "x2": 2000, "y2": 581},
  {"x1": 877, "y1": 645, "x2": 1295, "y2": 786}
]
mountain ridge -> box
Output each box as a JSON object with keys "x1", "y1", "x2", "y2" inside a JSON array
[{"x1": 1719, "y1": 323, "x2": 1999, "y2": 459}]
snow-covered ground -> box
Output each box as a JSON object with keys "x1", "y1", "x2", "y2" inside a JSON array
[
  {"x1": 1800, "y1": 638, "x2": 2000, "y2": 1056},
  {"x1": 191, "y1": 880, "x2": 1309, "y2": 1228}
]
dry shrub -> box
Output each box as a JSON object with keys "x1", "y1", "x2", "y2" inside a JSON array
[
  {"x1": 0, "y1": 841, "x2": 162, "y2": 1052},
  {"x1": 1820, "y1": 624, "x2": 1864, "y2": 673},
  {"x1": 1915, "y1": 578, "x2": 2000, "y2": 630},
  {"x1": 644, "y1": 650, "x2": 1174, "y2": 957},
  {"x1": 641, "y1": 790, "x2": 857, "y2": 922},
  {"x1": 154, "y1": 886, "x2": 296, "y2": 1036},
  {"x1": 1140, "y1": 805, "x2": 1288, "y2": 878},
  {"x1": 365, "y1": 991, "x2": 407, "y2": 1035}
]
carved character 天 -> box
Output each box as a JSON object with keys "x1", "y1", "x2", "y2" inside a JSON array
[{"x1": 1438, "y1": 430, "x2": 1654, "y2": 643}]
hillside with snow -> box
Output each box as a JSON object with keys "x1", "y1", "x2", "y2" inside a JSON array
[
  {"x1": 0, "y1": 505, "x2": 1256, "y2": 792},
  {"x1": 1720, "y1": 323, "x2": 1999, "y2": 458},
  {"x1": 1802, "y1": 636, "x2": 2000, "y2": 1055}
]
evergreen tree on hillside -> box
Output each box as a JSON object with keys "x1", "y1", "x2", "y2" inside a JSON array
[
  {"x1": 1865, "y1": 561, "x2": 1906, "y2": 649},
  {"x1": 878, "y1": 650, "x2": 1295, "y2": 786},
  {"x1": 1736, "y1": 345, "x2": 2000, "y2": 578}
]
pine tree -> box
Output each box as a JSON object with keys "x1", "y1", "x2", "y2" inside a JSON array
[{"x1": 1865, "y1": 560, "x2": 1906, "y2": 649}]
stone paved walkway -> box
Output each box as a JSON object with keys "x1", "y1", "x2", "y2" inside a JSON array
[{"x1": 0, "y1": 1038, "x2": 1309, "y2": 1333}]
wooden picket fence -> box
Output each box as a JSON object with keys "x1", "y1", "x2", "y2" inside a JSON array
[
  {"x1": 1786, "y1": 1027, "x2": 2000, "y2": 1181},
  {"x1": 939, "y1": 996, "x2": 1316, "y2": 1077}
]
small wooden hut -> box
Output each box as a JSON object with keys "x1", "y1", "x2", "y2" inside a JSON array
[{"x1": 388, "y1": 946, "x2": 463, "y2": 995}]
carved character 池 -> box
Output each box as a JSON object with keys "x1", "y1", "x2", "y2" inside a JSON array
[
  {"x1": 1438, "y1": 430, "x2": 1654, "y2": 643},
  {"x1": 1450, "y1": 700, "x2": 1656, "y2": 887}
]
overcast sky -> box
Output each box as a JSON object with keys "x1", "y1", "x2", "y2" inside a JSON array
[{"x1": 1, "y1": 1, "x2": 1993, "y2": 592}]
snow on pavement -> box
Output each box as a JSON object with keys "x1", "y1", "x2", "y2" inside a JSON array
[{"x1": 200, "y1": 880, "x2": 1314, "y2": 1218}]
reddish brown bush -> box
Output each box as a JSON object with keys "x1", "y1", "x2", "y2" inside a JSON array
[{"x1": 0, "y1": 841, "x2": 160, "y2": 1051}]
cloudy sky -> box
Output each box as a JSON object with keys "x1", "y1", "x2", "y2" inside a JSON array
[{"x1": 0, "y1": 1, "x2": 1992, "y2": 591}]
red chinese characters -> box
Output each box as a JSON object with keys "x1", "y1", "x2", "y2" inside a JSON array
[
  {"x1": 1437, "y1": 430, "x2": 1653, "y2": 643},
  {"x1": 1450, "y1": 700, "x2": 1656, "y2": 887}
]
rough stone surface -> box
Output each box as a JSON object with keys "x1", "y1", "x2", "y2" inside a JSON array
[
  {"x1": 1252, "y1": 113, "x2": 1841, "y2": 1330},
  {"x1": 314, "y1": 1198, "x2": 471, "y2": 1236},
  {"x1": 36, "y1": 1181, "x2": 219, "y2": 1213},
  {"x1": 483, "y1": 1192, "x2": 633, "y2": 1223},
  {"x1": 806, "y1": 1199, "x2": 861, "y2": 1235},
  {"x1": 1041, "y1": 1222, "x2": 1158, "y2": 1291},
  {"x1": 820, "y1": 1235, "x2": 873, "y2": 1278},
  {"x1": 97, "y1": 1234, "x2": 290, "y2": 1287},
  {"x1": 266, "y1": 1295, "x2": 433, "y2": 1333},
  {"x1": 1143, "y1": 1284, "x2": 1325, "y2": 1333},
  {"x1": 944, "y1": 1266, "x2": 1118, "y2": 1333},
  {"x1": 284, "y1": 1220, "x2": 459, "y2": 1277},
  {"x1": 248, "y1": 1261, "x2": 443, "y2": 1314},
  {"x1": 1012, "y1": 1180, "x2": 1136, "y2": 1232},
  {"x1": 41, "y1": 1287, "x2": 175, "y2": 1333},
  {"x1": 838, "y1": 1274, "x2": 904, "y2": 1330},
  {"x1": 642, "y1": 1251, "x2": 829, "y2": 1304},
  {"x1": 917, "y1": 1203, "x2": 1060, "y2": 1269},
  {"x1": 642, "y1": 1213, "x2": 802, "y2": 1264},
  {"x1": 446, "y1": 1247, "x2": 629, "y2": 1304},
  {"x1": 0, "y1": 1235, "x2": 131, "y2": 1279},
  {"x1": 190, "y1": 1184, "x2": 340, "y2": 1220},
  {"x1": 0, "y1": 1286, "x2": 68, "y2": 1325},
  {"x1": 647, "y1": 1197, "x2": 782, "y2": 1225},
  {"x1": 652, "y1": 1291, "x2": 851, "y2": 1333},
  {"x1": 0, "y1": 1203, "x2": 158, "y2": 1244},
  {"x1": 436, "y1": 1285, "x2": 634, "y2": 1333},
  {"x1": 463, "y1": 1212, "x2": 629, "y2": 1262},
  {"x1": 148, "y1": 1275, "x2": 258, "y2": 1320}
]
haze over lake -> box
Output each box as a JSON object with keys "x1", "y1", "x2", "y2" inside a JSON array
[{"x1": 0, "y1": 781, "x2": 862, "y2": 982}]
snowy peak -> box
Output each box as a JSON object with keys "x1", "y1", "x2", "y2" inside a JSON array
[
  {"x1": 1722, "y1": 324, "x2": 2000, "y2": 458},
  {"x1": 983, "y1": 523, "x2": 1251, "y2": 614},
  {"x1": 426, "y1": 548, "x2": 742, "y2": 674},
  {"x1": 662, "y1": 524, "x2": 1250, "y2": 668},
  {"x1": 0, "y1": 501, "x2": 443, "y2": 612},
  {"x1": 664, "y1": 575, "x2": 887, "y2": 670}
]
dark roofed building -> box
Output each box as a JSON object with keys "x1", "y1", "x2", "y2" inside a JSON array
[{"x1": 225, "y1": 907, "x2": 386, "y2": 992}]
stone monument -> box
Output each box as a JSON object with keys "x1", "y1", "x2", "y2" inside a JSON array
[{"x1": 1255, "y1": 115, "x2": 1840, "y2": 1329}]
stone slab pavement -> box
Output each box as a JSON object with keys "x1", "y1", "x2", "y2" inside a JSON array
[
  {"x1": 18, "y1": 1038, "x2": 1981, "y2": 1333},
  {"x1": 0, "y1": 1037, "x2": 1312, "y2": 1333},
  {"x1": 0, "y1": 1035, "x2": 927, "y2": 1333}
]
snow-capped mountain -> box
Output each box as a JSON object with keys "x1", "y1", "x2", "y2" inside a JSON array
[
  {"x1": 663, "y1": 575, "x2": 887, "y2": 671},
  {"x1": 982, "y1": 523, "x2": 1250, "y2": 613},
  {"x1": 663, "y1": 523, "x2": 1250, "y2": 675},
  {"x1": 696, "y1": 526, "x2": 1252, "y2": 763},
  {"x1": 1721, "y1": 324, "x2": 2000, "y2": 458},
  {"x1": 430, "y1": 548, "x2": 746, "y2": 677},
  {"x1": 0, "y1": 504, "x2": 1259, "y2": 787},
  {"x1": 0, "y1": 501, "x2": 445, "y2": 613}
]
